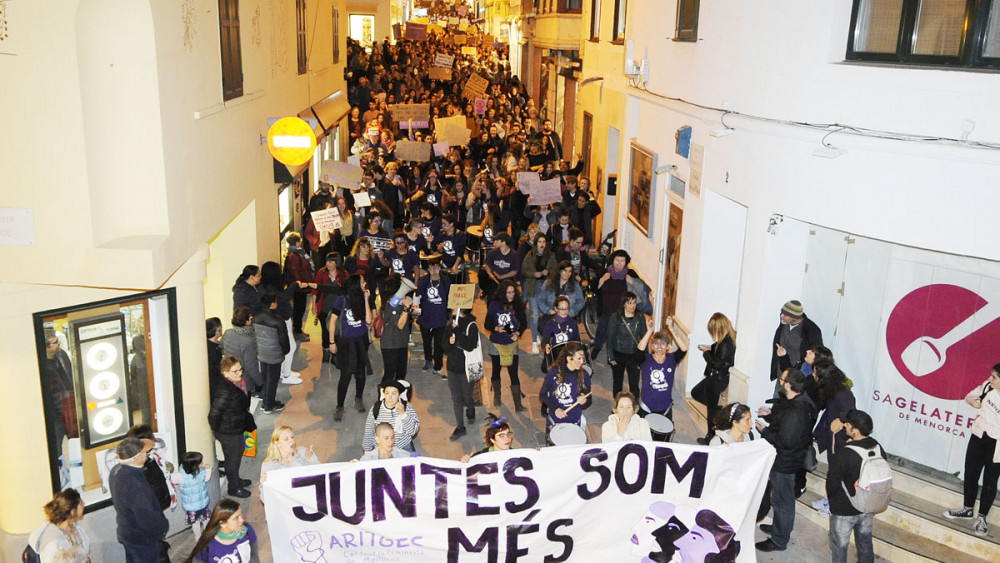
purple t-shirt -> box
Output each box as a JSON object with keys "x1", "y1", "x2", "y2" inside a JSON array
[
  {"x1": 193, "y1": 524, "x2": 256, "y2": 562},
  {"x1": 485, "y1": 248, "x2": 519, "y2": 279},
  {"x1": 487, "y1": 301, "x2": 520, "y2": 344},
  {"x1": 438, "y1": 232, "x2": 467, "y2": 268},
  {"x1": 417, "y1": 276, "x2": 450, "y2": 329},
  {"x1": 386, "y1": 248, "x2": 420, "y2": 281},
  {"x1": 640, "y1": 350, "x2": 687, "y2": 414},
  {"x1": 541, "y1": 366, "x2": 591, "y2": 426},
  {"x1": 333, "y1": 296, "x2": 368, "y2": 339}
]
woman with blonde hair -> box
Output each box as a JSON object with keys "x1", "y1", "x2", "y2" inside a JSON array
[
  {"x1": 695, "y1": 313, "x2": 737, "y2": 445},
  {"x1": 27, "y1": 488, "x2": 90, "y2": 562},
  {"x1": 259, "y1": 425, "x2": 318, "y2": 503}
]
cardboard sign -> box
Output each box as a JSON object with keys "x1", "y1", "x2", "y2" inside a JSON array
[
  {"x1": 462, "y1": 46, "x2": 478, "y2": 57},
  {"x1": 531, "y1": 178, "x2": 563, "y2": 206},
  {"x1": 459, "y1": 5, "x2": 469, "y2": 16},
  {"x1": 367, "y1": 236, "x2": 393, "y2": 251},
  {"x1": 405, "y1": 22, "x2": 428, "y2": 41},
  {"x1": 458, "y1": 20, "x2": 469, "y2": 31},
  {"x1": 392, "y1": 23, "x2": 402, "y2": 41},
  {"x1": 347, "y1": 155, "x2": 361, "y2": 167},
  {"x1": 516, "y1": 171, "x2": 540, "y2": 193},
  {"x1": 428, "y1": 67, "x2": 453, "y2": 81},
  {"x1": 447, "y1": 283, "x2": 476, "y2": 310},
  {"x1": 474, "y1": 98, "x2": 487, "y2": 115},
  {"x1": 353, "y1": 191, "x2": 372, "y2": 208},
  {"x1": 453, "y1": 33, "x2": 467, "y2": 45},
  {"x1": 434, "y1": 115, "x2": 471, "y2": 146},
  {"x1": 433, "y1": 142, "x2": 450, "y2": 157},
  {"x1": 395, "y1": 139, "x2": 432, "y2": 162},
  {"x1": 311, "y1": 207, "x2": 342, "y2": 231},
  {"x1": 462, "y1": 73, "x2": 489, "y2": 100},
  {"x1": 321, "y1": 160, "x2": 363, "y2": 189},
  {"x1": 448, "y1": 17, "x2": 459, "y2": 27},
  {"x1": 391, "y1": 103, "x2": 430, "y2": 123},
  {"x1": 434, "y1": 53, "x2": 455, "y2": 68},
  {"x1": 399, "y1": 120, "x2": 430, "y2": 130}
]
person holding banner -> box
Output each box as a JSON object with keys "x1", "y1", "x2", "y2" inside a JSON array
[
  {"x1": 329, "y1": 274, "x2": 374, "y2": 421},
  {"x1": 484, "y1": 279, "x2": 528, "y2": 411},
  {"x1": 636, "y1": 317, "x2": 688, "y2": 441},
  {"x1": 602, "y1": 391, "x2": 652, "y2": 443},
  {"x1": 708, "y1": 403, "x2": 755, "y2": 445},
  {"x1": 362, "y1": 380, "x2": 420, "y2": 453},
  {"x1": 185, "y1": 499, "x2": 257, "y2": 563},
  {"x1": 259, "y1": 425, "x2": 318, "y2": 504},
  {"x1": 540, "y1": 342, "x2": 592, "y2": 431},
  {"x1": 443, "y1": 306, "x2": 480, "y2": 441},
  {"x1": 462, "y1": 414, "x2": 515, "y2": 461},
  {"x1": 358, "y1": 422, "x2": 412, "y2": 461}
]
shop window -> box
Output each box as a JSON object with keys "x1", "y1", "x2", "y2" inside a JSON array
[
  {"x1": 591, "y1": 0, "x2": 602, "y2": 40},
  {"x1": 35, "y1": 290, "x2": 185, "y2": 510},
  {"x1": 613, "y1": 0, "x2": 627, "y2": 42},
  {"x1": 846, "y1": 0, "x2": 1000, "y2": 69},
  {"x1": 218, "y1": 0, "x2": 243, "y2": 100},
  {"x1": 297, "y1": 0, "x2": 308, "y2": 75},
  {"x1": 675, "y1": 0, "x2": 700, "y2": 42}
]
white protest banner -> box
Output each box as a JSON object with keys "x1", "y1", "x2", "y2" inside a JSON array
[
  {"x1": 264, "y1": 440, "x2": 773, "y2": 562},
  {"x1": 428, "y1": 67, "x2": 453, "y2": 81},
  {"x1": 322, "y1": 160, "x2": 364, "y2": 189},
  {"x1": 395, "y1": 139, "x2": 432, "y2": 162},
  {"x1": 516, "y1": 171, "x2": 540, "y2": 193},
  {"x1": 391, "y1": 104, "x2": 430, "y2": 123},
  {"x1": 531, "y1": 178, "x2": 563, "y2": 206},
  {"x1": 434, "y1": 53, "x2": 455, "y2": 68},
  {"x1": 433, "y1": 142, "x2": 450, "y2": 157},
  {"x1": 353, "y1": 191, "x2": 372, "y2": 208},
  {"x1": 311, "y1": 208, "x2": 342, "y2": 231}
]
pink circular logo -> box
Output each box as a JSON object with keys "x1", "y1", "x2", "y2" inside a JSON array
[{"x1": 886, "y1": 284, "x2": 1000, "y2": 400}]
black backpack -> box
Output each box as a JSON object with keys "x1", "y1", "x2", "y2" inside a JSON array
[{"x1": 23, "y1": 522, "x2": 53, "y2": 563}]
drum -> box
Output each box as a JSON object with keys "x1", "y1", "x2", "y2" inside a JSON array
[
  {"x1": 646, "y1": 413, "x2": 674, "y2": 442},
  {"x1": 466, "y1": 225, "x2": 484, "y2": 254},
  {"x1": 549, "y1": 423, "x2": 587, "y2": 446},
  {"x1": 419, "y1": 251, "x2": 442, "y2": 270}
]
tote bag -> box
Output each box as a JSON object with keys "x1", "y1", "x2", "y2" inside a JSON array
[{"x1": 464, "y1": 322, "x2": 484, "y2": 383}]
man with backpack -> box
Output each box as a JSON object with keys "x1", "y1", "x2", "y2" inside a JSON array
[{"x1": 826, "y1": 409, "x2": 891, "y2": 563}]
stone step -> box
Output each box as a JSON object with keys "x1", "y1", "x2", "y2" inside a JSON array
[{"x1": 804, "y1": 467, "x2": 1000, "y2": 561}]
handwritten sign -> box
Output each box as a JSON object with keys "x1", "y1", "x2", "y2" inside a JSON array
[
  {"x1": 391, "y1": 103, "x2": 430, "y2": 123},
  {"x1": 448, "y1": 17, "x2": 459, "y2": 27},
  {"x1": 462, "y1": 73, "x2": 489, "y2": 101},
  {"x1": 404, "y1": 22, "x2": 427, "y2": 41},
  {"x1": 434, "y1": 53, "x2": 455, "y2": 68},
  {"x1": 458, "y1": 20, "x2": 470, "y2": 32},
  {"x1": 516, "y1": 172, "x2": 540, "y2": 194},
  {"x1": 433, "y1": 142, "x2": 450, "y2": 157},
  {"x1": 321, "y1": 160, "x2": 363, "y2": 189},
  {"x1": 428, "y1": 67, "x2": 452, "y2": 81},
  {"x1": 531, "y1": 178, "x2": 563, "y2": 206},
  {"x1": 311, "y1": 207, "x2": 342, "y2": 231},
  {"x1": 453, "y1": 33, "x2": 467, "y2": 45},
  {"x1": 353, "y1": 191, "x2": 372, "y2": 208},
  {"x1": 347, "y1": 155, "x2": 361, "y2": 167},
  {"x1": 458, "y1": 5, "x2": 468, "y2": 16},
  {"x1": 434, "y1": 115, "x2": 471, "y2": 146},
  {"x1": 392, "y1": 23, "x2": 402, "y2": 41},
  {"x1": 395, "y1": 139, "x2": 432, "y2": 162},
  {"x1": 368, "y1": 236, "x2": 393, "y2": 251},
  {"x1": 447, "y1": 283, "x2": 476, "y2": 310},
  {"x1": 462, "y1": 46, "x2": 478, "y2": 57}
]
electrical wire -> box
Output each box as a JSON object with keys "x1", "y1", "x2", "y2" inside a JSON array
[{"x1": 627, "y1": 82, "x2": 1000, "y2": 152}]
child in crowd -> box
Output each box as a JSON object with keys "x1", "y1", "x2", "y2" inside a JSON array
[{"x1": 170, "y1": 451, "x2": 213, "y2": 538}]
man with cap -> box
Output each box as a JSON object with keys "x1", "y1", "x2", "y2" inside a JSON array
[
  {"x1": 826, "y1": 409, "x2": 886, "y2": 563},
  {"x1": 480, "y1": 233, "x2": 520, "y2": 301},
  {"x1": 770, "y1": 299, "x2": 823, "y2": 391},
  {"x1": 109, "y1": 437, "x2": 170, "y2": 562}
]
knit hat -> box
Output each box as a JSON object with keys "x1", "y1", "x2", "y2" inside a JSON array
[
  {"x1": 781, "y1": 300, "x2": 804, "y2": 318},
  {"x1": 116, "y1": 437, "x2": 144, "y2": 461}
]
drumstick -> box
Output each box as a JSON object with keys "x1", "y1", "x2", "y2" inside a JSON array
[{"x1": 563, "y1": 392, "x2": 592, "y2": 413}]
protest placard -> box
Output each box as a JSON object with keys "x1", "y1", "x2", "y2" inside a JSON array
[
  {"x1": 433, "y1": 142, "x2": 450, "y2": 157},
  {"x1": 310, "y1": 208, "x2": 342, "y2": 232},
  {"x1": 263, "y1": 439, "x2": 774, "y2": 562},
  {"x1": 367, "y1": 236, "x2": 392, "y2": 252},
  {"x1": 474, "y1": 98, "x2": 487, "y2": 116},
  {"x1": 531, "y1": 178, "x2": 563, "y2": 206},
  {"x1": 516, "y1": 171, "x2": 540, "y2": 193},
  {"x1": 321, "y1": 160, "x2": 363, "y2": 189},
  {"x1": 467, "y1": 34, "x2": 481, "y2": 47},
  {"x1": 448, "y1": 17, "x2": 459, "y2": 27},
  {"x1": 392, "y1": 23, "x2": 401, "y2": 41},
  {"x1": 453, "y1": 33, "x2": 467, "y2": 45},
  {"x1": 391, "y1": 104, "x2": 430, "y2": 123},
  {"x1": 395, "y1": 140, "x2": 432, "y2": 162},
  {"x1": 399, "y1": 120, "x2": 430, "y2": 130},
  {"x1": 347, "y1": 155, "x2": 361, "y2": 167},
  {"x1": 447, "y1": 284, "x2": 476, "y2": 310},
  {"x1": 404, "y1": 22, "x2": 427, "y2": 41},
  {"x1": 462, "y1": 46, "x2": 478, "y2": 57},
  {"x1": 458, "y1": 5, "x2": 468, "y2": 16},
  {"x1": 353, "y1": 191, "x2": 372, "y2": 208},
  {"x1": 462, "y1": 73, "x2": 489, "y2": 100},
  {"x1": 434, "y1": 53, "x2": 455, "y2": 68},
  {"x1": 458, "y1": 20, "x2": 469, "y2": 31},
  {"x1": 434, "y1": 115, "x2": 472, "y2": 147},
  {"x1": 427, "y1": 67, "x2": 452, "y2": 81}
]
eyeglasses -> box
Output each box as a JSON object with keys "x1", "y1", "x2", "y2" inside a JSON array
[{"x1": 228, "y1": 368, "x2": 244, "y2": 375}]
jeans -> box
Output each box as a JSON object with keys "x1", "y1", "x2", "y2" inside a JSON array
[
  {"x1": 122, "y1": 540, "x2": 164, "y2": 563},
  {"x1": 829, "y1": 512, "x2": 874, "y2": 563},
  {"x1": 214, "y1": 431, "x2": 245, "y2": 494},
  {"x1": 527, "y1": 293, "x2": 543, "y2": 342},
  {"x1": 292, "y1": 291, "x2": 308, "y2": 334},
  {"x1": 769, "y1": 470, "x2": 796, "y2": 548},
  {"x1": 420, "y1": 325, "x2": 446, "y2": 371},
  {"x1": 964, "y1": 432, "x2": 1000, "y2": 515},
  {"x1": 261, "y1": 361, "x2": 281, "y2": 409},
  {"x1": 610, "y1": 350, "x2": 642, "y2": 399},
  {"x1": 448, "y1": 367, "x2": 475, "y2": 428}
]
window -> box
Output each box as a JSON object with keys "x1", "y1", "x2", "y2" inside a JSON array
[
  {"x1": 847, "y1": 0, "x2": 1000, "y2": 69},
  {"x1": 675, "y1": 0, "x2": 700, "y2": 42},
  {"x1": 218, "y1": 0, "x2": 243, "y2": 101},
  {"x1": 332, "y1": 5, "x2": 340, "y2": 64},
  {"x1": 564, "y1": 0, "x2": 583, "y2": 11},
  {"x1": 590, "y1": 0, "x2": 602, "y2": 40},
  {"x1": 297, "y1": 0, "x2": 308, "y2": 75},
  {"x1": 35, "y1": 290, "x2": 185, "y2": 510},
  {"x1": 613, "y1": 0, "x2": 627, "y2": 42}
]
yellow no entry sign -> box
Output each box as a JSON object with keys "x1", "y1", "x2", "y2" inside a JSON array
[{"x1": 267, "y1": 117, "x2": 317, "y2": 166}]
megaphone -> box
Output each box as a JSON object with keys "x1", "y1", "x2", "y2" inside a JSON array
[{"x1": 389, "y1": 277, "x2": 417, "y2": 307}]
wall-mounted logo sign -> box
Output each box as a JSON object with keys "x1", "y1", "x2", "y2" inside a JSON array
[
  {"x1": 71, "y1": 314, "x2": 132, "y2": 448},
  {"x1": 886, "y1": 284, "x2": 1000, "y2": 400}
]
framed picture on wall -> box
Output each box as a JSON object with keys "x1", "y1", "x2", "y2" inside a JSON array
[{"x1": 628, "y1": 143, "x2": 656, "y2": 237}]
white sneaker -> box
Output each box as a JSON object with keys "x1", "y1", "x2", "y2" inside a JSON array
[
  {"x1": 974, "y1": 515, "x2": 988, "y2": 536},
  {"x1": 281, "y1": 376, "x2": 303, "y2": 385},
  {"x1": 531, "y1": 341, "x2": 540, "y2": 354}
]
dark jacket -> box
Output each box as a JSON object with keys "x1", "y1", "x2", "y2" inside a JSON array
[
  {"x1": 443, "y1": 315, "x2": 479, "y2": 376},
  {"x1": 607, "y1": 312, "x2": 646, "y2": 363},
  {"x1": 762, "y1": 392, "x2": 818, "y2": 474},
  {"x1": 142, "y1": 457, "x2": 171, "y2": 510},
  {"x1": 284, "y1": 247, "x2": 315, "y2": 290},
  {"x1": 208, "y1": 377, "x2": 251, "y2": 435},
  {"x1": 207, "y1": 339, "x2": 223, "y2": 402},
  {"x1": 232, "y1": 280, "x2": 262, "y2": 314},
  {"x1": 814, "y1": 388, "x2": 857, "y2": 455},
  {"x1": 702, "y1": 334, "x2": 736, "y2": 380},
  {"x1": 253, "y1": 308, "x2": 290, "y2": 365},
  {"x1": 770, "y1": 314, "x2": 823, "y2": 381},
  {"x1": 109, "y1": 464, "x2": 169, "y2": 546},
  {"x1": 826, "y1": 436, "x2": 886, "y2": 516}
]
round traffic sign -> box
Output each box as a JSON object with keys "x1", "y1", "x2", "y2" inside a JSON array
[{"x1": 267, "y1": 117, "x2": 317, "y2": 166}]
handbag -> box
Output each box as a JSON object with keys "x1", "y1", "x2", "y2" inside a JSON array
[
  {"x1": 371, "y1": 310, "x2": 385, "y2": 339},
  {"x1": 463, "y1": 322, "x2": 484, "y2": 383},
  {"x1": 802, "y1": 444, "x2": 818, "y2": 472}
]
